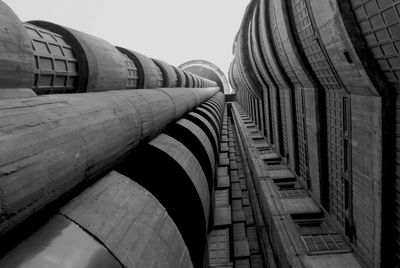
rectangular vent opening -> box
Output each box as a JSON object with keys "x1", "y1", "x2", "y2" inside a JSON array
[
  {"x1": 279, "y1": 188, "x2": 308, "y2": 199},
  {"x1": 265, "y1": 161, "x2": 282, "y2": 166},
  {"x1": 291, "y1": 213, "x2": 351, "y2": 254}
]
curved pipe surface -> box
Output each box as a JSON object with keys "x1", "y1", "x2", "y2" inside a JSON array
[{"x1": 0, "y1": 87, "x2": 219, "y2": 235}]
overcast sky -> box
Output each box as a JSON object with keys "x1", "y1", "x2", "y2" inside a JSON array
[{"x1": 4, "y1": 0, "x2": 249, "y2": 83}]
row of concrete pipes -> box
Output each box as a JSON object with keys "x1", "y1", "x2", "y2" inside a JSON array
[{"x1": 0, "y1": 1, "x2": 226, "y2": 267}]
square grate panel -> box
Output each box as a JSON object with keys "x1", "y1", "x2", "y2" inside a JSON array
[{"x1": 301, "y1": 233, "x2": 350, "y2": 254}]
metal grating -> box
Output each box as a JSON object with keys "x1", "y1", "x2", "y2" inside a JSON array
[{"x1": 25, "y1": 23, "x2": 79, "y2": 94}]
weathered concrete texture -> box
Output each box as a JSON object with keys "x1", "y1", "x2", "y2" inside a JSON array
[
  {"x1": 214, "y1": 206, "x2": 232, "y2": 227},
  {"x1": 168, "y1": 92, "x2": 225, "y2": 191},
  {"x1": 0, "y1": 87, "x2": 218, "y2": 236},
  {"x1": 350, "y1": 95, "x2": 382, "y2": 267},
  {"x1": 0, "y1": 171, "x2": 193, "y2": 268},
  {"x1": 195, "y1": 107, "x2": 222, "y2": 139},
  {"x1": 186, "y1": 111, "x2": 219, "y2": 156},
  {"x1": 0, "y1": 1, "x2": 34, "y2": 92},
  {"x1": 61, "y1": 171, "x2": 193, "y2": 268},
  {"x1": 0, "y1": 88, "x2": 37, "y2": 99},
  {"x1": 143, "y1": 134, "x2": 211, "y2": 265},
  {"x1": 172, "y1": 118, "x2": 216, "y2": 190},
  {"x1": 0, "y1": 214, "x2": 124, "y2": 268},
  {"x1": 202, "y1": 103, "x2": 222, "y2": 126},
  {"x1": 303, "y1": 253, "x2": 362, "y2": 268},
  {"x1": 100, "y1": 94, "x2": 224, "y2": 268}
]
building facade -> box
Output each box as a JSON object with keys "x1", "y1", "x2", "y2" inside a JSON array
[{"x1": 229, "y1": 0, "x2": 400, "y2": 267}]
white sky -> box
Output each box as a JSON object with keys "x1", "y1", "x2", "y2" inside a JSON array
[{"x1": 4, "y1": 0, "x2": 249, "y2": 81}]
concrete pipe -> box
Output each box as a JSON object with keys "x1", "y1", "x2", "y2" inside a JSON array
[
  {"x1": 0, "y1": 171, "x2": 192, "y2": 268},
  {"x1": 0, "y1": 86, "x2": 218, "y2": 236}
]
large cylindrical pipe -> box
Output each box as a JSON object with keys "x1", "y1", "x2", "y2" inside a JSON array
[
  {"x1": 0, "y1": 87, "x2": 219, "y2": 235},
  {"x1": 114, "y1": 93, "x2": 224, "y2": 267},
  {"x1": 0, "y1": 171, "x2": 193, "y2": 268},
  {"x1": 116, "y1": 134, "x2": 210, "y2": 267}
]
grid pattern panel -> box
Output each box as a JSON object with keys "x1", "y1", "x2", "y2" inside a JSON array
[
  {"x1": 350, "y1": 0, "x2": 400, "y2": 90},
  {"x1": 301, "y1": 233, "x2": 350, "y2": 253},
  {"x1": 121, "y1": 54, "x2": 139, "y2": 89},
  {"x1": 290, "y1": 0, "x2": 350, "y2": 231},
  {"x1": 25, "y1": 24, "x2": 79, "y2": 94}
]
